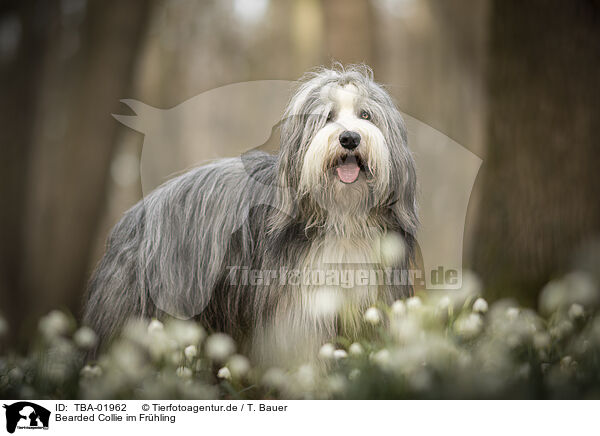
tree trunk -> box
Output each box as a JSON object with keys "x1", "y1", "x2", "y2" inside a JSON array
[
  {"x1": 0, "y1": 0, "x2": 151, "y2": 347},
  {"x1": 472, "y1": 0, "x2": 600, "y2": 304},
  {"x1": 0, "y1": 0, "x2": 55, "y2": 349}
]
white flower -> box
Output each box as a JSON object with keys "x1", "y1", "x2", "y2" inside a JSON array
[
  {"x1": 39, "y1": 310, "x2": 71, "y2": 338},
  {"x1": 176, "y1": 366, "x2": 193, "y2": 379},
  {"x1": 390, "y1": 316, "x2": 420, "y2": 344},
  {"x1": 533, "y1": 332, "x2": 550, "y2": 350},
  {"x1": 166, "y1": 319, "x2": 205, "y2": 347},
  {"x1": 311, "y1": 288, "x2": 342, "y2": 317},
  {"x1": 438, "y1": 296, "x2": 451, "y2": 310},
  {"x1": 568, "y1": 303, "x2": 584, "y2": 320},
  {"x1": 318, "y1": 343, "x2": 335, "y2": 360},
  {"x1": 349, "y1": 343, "x2": 363, "y2": 356},
  {"x1": 454, "y1": 313, "x2": 483, "y2": 338},
  {"x1": 184, "y1": 345, "x2": 198, "y2": 360},
  {"x1": 333, "y1": 349, "x2": 348, "y2": 360},
  {"x1": 550, "y1": 320, "x2": 573, "y2": 339},
  {"x1": 406, "y1": 296, "x2": 422, "y2": 310},
  {"x1": 539, "y1": 279, "x2": 568, "y2": 315},
  {"x1": 147, "y1": 319, "x2": 164, "y2": 334},
  {"x1": 142, "y1": 319, "x2": 177, "y2": 359},
  {"x1": 217, "y1": 366, "x2": 232, "y2": 380},
  {"x1": 327, "y1": 374, "x2": 347, "y2": 393},
  {"x1": 109, "y1": 341, "x2": 147, "y2": 379},
  {"x1": 506, "y1": 307, "x2": 519, "y2": 321},
  {"x1": 205, "y1": 333, "x2": 236, "y2": 362},
  {"x1": 295, "y1": 364, "x2": 315, "y2": 390},
  {"x1": 380, "y1": 232, "x2": 406, "y2": 266},
  {"x1": 262, "y1": 367, "x2": 286, "y2": 389},
  {"x1": 147, "y1": 330, "x2": 177, "y2": 360},
  {"x1": 80, "y1": 364, "x2": 103, "y2": 378},
  {"x1": 565, "y1": 271, "x2": 598, "y2": 307},
  {"x1": 560, "y1": 356, "x2": 577, "y2": 371},
  {"x1": 364, "y1": 307, "x2": 382, "y2": 325},
  {"x1": 73, "y1": 326, "x2": 98, "y2": 349},
  {"x1": 391, "y1": 300, "x2": 406, "y2": 316},
  {"x1": 228, "y1": 354, "x2": 251, "y2": 378},
  {"x1": 472, "y1": 298, "x2": 489, "y2": 314},
  {"x1": 122, "y1": 319, "x2": 150, "y2": 345},
  {"x1": 540, "y1": 271, "x2": 598, "y2": 315},
  {"x1": 371, "y1": 349, "x2": 391, "y2": 369}
]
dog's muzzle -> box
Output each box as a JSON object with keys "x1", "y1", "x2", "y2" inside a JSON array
[
  {"x1": 336, "y1": 131, "x2": 363, "y2": 184},
  {"x1": 339, "y1": 130, "x2": 361, "y2": 150}
]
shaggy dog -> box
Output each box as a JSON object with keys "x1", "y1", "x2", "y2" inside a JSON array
[{"x1": 84, "y1": 65, "x2": 418, "y2": 365}]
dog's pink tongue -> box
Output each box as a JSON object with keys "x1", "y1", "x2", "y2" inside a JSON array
[{"x1": 336, "y1": 156, "x2": 360, "y2": 184}]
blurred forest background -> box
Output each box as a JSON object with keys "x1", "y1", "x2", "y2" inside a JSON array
[{"x1": 1, "y1": 0, "x2": 599, "y2": 347}]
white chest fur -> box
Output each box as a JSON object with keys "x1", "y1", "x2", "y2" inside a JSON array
[
  {"x1": 299, "y1": 231, "x2": 382, "y2": 320},
  {"x1": 253, "y1": 226, "x2": 388, "y2": 366}
]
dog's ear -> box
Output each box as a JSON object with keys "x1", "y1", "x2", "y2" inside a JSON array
[
  {"x1": 266, "y1": 113, "x2": 307, "y2": 230},
  {"x1": 384, "y1": 107, "x2": 419, "y2": 243},
  {"x1": 267, "y1": 164, "x2": 299, "y2": 234}
]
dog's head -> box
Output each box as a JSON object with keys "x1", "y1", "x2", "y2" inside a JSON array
[{"x1": 274, "y1": 65, "x2": 417, "y2": 237}]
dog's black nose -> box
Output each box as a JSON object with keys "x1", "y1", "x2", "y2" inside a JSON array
[{"x1": 339, "y1": 131, "x2": 361, "y2": 150}]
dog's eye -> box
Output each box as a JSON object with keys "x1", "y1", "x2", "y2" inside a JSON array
[
  {"x1": 326, "y1": 112, "x2": 333, "y2": 122},
  {"x1": 360, "y1": 110, "x2": 371, "y2": 120}
]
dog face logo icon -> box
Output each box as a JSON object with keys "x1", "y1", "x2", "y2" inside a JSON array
[{"x1": 3, "y1": 402, "x2": 50, "y2": 433}]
